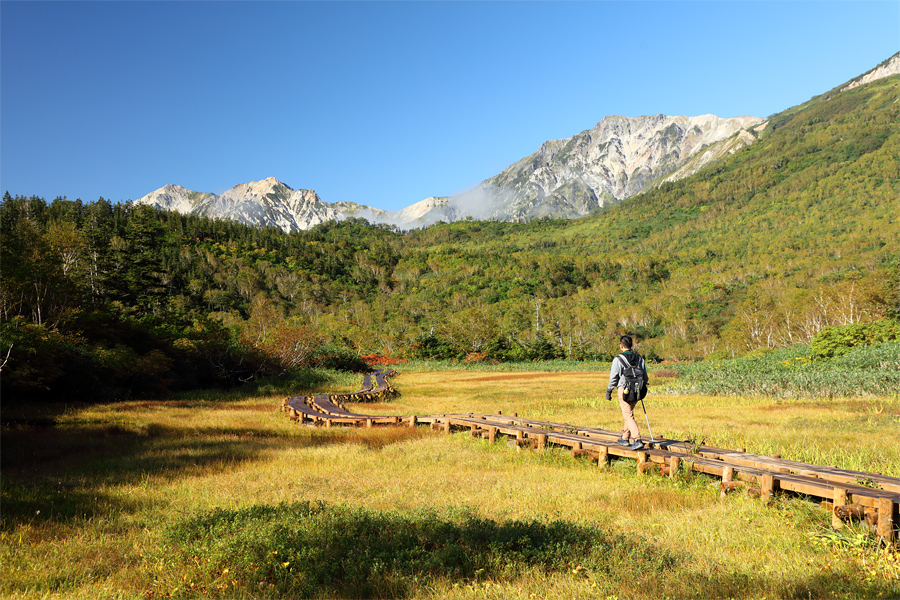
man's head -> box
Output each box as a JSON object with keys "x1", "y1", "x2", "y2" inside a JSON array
[{"x1": 619, "y1": 335, "x2": 633, "y2": 350}]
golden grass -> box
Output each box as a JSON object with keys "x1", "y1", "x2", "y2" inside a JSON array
[{"x1": 2, "y1": 369, "x2": 899, "y2": 599}]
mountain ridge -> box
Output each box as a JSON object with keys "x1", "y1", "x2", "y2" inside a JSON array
[
  {"x1": 135, "y1": 113, "x2": 764, "y2": 231},
  {"x1": 134, "y1": 52, "x2": 899, "y2": 232}
]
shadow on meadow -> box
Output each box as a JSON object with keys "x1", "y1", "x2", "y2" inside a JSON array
[
  {"x1": 158, "y1": 501, "x2": 897, "y2": 600},
  {"x1": 0, "y1": 417, "x2": 425, "y2": 527},
  {"x1": 157, "y1": 500, "x2": 686, "y2": 599}
]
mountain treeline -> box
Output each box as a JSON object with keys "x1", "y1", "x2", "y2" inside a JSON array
[{"x1": 1, "y1": 76, "x2": 897, "y2": 402}]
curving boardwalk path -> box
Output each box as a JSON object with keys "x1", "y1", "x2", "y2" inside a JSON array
[{"x1": 282, "y1": 369, "x2": 899, "y2": 544}]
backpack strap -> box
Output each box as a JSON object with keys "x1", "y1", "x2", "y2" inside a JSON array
[{"x1": 616, "y1": 353, "x2": 639, "y2": 368}]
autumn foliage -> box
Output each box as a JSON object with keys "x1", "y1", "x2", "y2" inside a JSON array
[
  {"x1": 360, "y1": 354, "x2": 407, "y2": 367},
  {"x1": 258, "y1": 324, "x2": 323, "y2": 372}
]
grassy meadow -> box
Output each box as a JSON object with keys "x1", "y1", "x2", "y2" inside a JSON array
[{"x1": 2, "y1": 365, "x2": 899, "y2": 599}]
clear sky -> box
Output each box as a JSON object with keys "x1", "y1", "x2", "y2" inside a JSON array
[{"x1": 1, "y1": 1, "x2": 897, "y2": 212}]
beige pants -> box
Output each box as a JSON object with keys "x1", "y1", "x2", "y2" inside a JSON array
[{"x1": 618, "y1": 388, "x2": 641, "y2": 441}]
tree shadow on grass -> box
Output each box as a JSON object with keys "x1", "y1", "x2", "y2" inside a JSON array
[
  {"x1": 0, "y1": 419, "x2": 425, "y2": 527},
  {"x1": 159, "y1": 500, "x2": 900, "y2": 599},
  {"x1": 160, "y1": 500, "x2": 684, "y2": 599}
]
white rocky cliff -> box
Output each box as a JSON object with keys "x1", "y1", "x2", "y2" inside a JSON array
[{"x1": 841, "y1": 52, "x2": 900, "y2": 92}]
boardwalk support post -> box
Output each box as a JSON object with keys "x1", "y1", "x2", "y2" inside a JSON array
[
  {"x1": 669, "y1": 456, "x2": 680, "y2": 479},
  {"x1": 877, "y1": 497, "x2": 894, "y2": 544},
  {"x1": 720, "y1": 466, "x2": 735, "y2": 499},
  {"x1": 761, "y1": 474, "x2": 776, "y2": 503},
  {"x1": 832, "y1": 488, "x2": 848, "y2": 529},
  {"x1": 637, "y1": 452, "x2": 649, "y2": 475},
  {"x1": 571, "y1": 441, "x2": 582, "y2": 458},
  {"x1": 598, "y1": 446, "x2": 608, "y2": 468}
]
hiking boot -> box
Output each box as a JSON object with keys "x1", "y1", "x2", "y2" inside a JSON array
[
  {"x1": 616, "y1": 437, "x2": 630, "y2": 446},
  {"x1": 628, "y1": 439, "x2": 644, "y2": 450}
]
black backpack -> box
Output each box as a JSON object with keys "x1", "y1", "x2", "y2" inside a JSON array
[{"x1": 616, "y1": 353, "x2": 647, "y2": 401}]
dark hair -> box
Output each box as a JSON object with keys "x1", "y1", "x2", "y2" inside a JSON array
[{"x1": 619, "y1": 335, "x2": 633, "y2": 349}]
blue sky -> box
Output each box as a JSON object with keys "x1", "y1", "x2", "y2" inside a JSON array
[{"x1": 2, "y1": 1, "x2": 897, "y2": 212}]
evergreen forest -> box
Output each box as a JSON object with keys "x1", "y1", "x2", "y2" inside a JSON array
[{"x1": 2, "y1": 75, "x2": 897, "y2": 403}]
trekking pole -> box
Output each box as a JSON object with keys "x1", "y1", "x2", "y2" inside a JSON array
[{"x1": 639, "y1": 397, "x2": 656, "y2": 446}]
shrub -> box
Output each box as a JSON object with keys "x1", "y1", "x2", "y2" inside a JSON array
[
  {"x1": 810, "y1": 319, "x2": 900, "y2": 358},
  {"x1": 258, "y1": 324, "x2": 322, "y2": 372},
  {"x1": 0, "y1": 319, "x2": 101, "y2": 402},
  {"x1": 464, "y1": 352, "x2": 487, "y2": 364},
  {"x1": 411, "y1": 333, "x2": 461, "y2": 360},
  {"x1": 0, "y1": 313, "x2": 277, "y2": 402},
  {"x1": 313, "y1": 345, "x2": 370, "y2": 371}
]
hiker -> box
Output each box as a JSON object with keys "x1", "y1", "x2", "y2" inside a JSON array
[{"x1": 605, "y1": 335, "x2": 649, "y2": 450}]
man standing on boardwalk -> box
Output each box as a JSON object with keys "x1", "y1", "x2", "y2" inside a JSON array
[{"x1": 605, "y1": 335, "x2": 648, "y2": 451}]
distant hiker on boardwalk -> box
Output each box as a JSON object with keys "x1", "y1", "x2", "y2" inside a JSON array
[{"x1": 605, "y1": 335, "x2": 649, "y2": 450}]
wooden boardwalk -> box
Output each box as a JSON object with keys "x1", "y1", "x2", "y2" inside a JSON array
[{"x1": 281, "y1": 369, "x2": 899, "y2": 544}]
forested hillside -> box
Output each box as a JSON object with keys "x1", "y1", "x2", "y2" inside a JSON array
[{"x1": 1, "y1": 76, "x2": 897, "y2": 401}]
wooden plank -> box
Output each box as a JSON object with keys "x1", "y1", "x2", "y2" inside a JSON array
[
  {"x1": 697, "y1": 449, "x2": 900, "y2": 494},
  {"x1": 776, "y1": 477, "x2": 832, "y2": 498}
]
